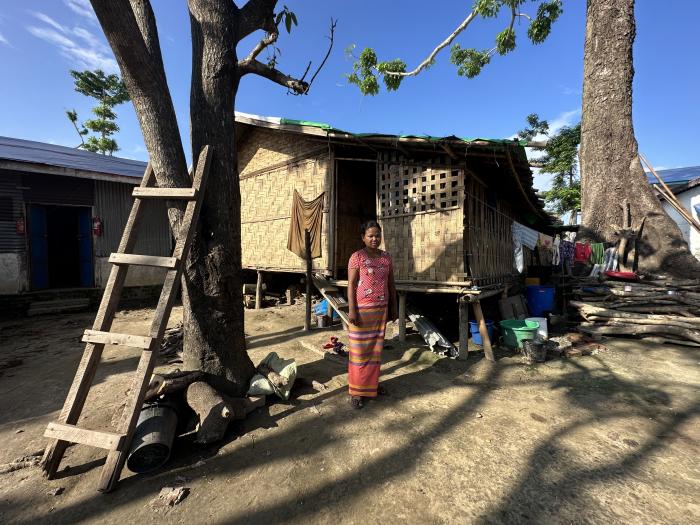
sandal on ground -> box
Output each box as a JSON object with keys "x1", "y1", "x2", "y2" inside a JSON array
[
  {"x1": 350, "y1": 396, "x2": 364, "y2": 409},
  {"x1": 377, "y1": 384, "x2": 389, "y2": 396}
]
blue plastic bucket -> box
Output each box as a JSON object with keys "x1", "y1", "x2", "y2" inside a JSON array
[
  {"x1": 526, "y1": 285, "x2": 555, "y2": 316},
  {"x1": 469, "y1": 320, "x2": 495, "y2": 345}
]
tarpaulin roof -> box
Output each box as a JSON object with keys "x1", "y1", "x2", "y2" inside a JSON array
[
  {"x1": 238, "y1": 112, "x2": 527, "y2": 147},
  {"x1": 0, "y1": 136, "x2": 147, "y2": 180}
]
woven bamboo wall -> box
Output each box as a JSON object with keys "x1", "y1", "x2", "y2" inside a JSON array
[
  {"x1": 239, "y1": 128, "x2": 331, "y2": 272},
  {"x1": 377, "y1": 151, "x2": 465, "y2": 282}
]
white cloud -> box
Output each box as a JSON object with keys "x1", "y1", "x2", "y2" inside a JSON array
[
  {"x1": 64, "y1": 0, "x2": 98, "y2": 23},
  {"x1": 26, "y1": 12, "x2": 117, "y2": 73},
  {"x1": 0, "y1": 32, "x2": 9, "y2": 46},
  {"x1": 547, "y1": 108, "x2": 581, "y2": 134},
  {"x1": 29, "y1": 11, "x2": 68, "y2": 34}
]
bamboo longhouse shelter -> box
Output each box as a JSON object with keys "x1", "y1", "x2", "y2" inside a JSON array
[{"x1": 235, "y1": 112, "x2": 553, "y2": 356}]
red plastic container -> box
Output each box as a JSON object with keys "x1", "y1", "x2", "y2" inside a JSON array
[{"x1": 604, "y1": 271, "x2": 638, "y2": 281}]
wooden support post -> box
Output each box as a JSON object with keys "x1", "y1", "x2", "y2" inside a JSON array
[
  {"x1": 304, "y1": 230, "x2": 312, "y2": 331},
  {"x1": 255, "y1": 271, "x2": 263, "y2": 310},
  {"x1": 472, "y1": 299, "x2": 494, "y2": 362},
  {"x1": 398, "y1": 292, "x2": 407, "y2": 342},
  {"x1": 458, "y1": 296, "x2": 469, "y2": 357}
]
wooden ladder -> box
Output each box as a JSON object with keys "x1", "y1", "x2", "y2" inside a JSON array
[
  {"x1": 41, "y1": 146, "x2": 212, "y2": 493},
  {"x1": 311, "y1": 273, "x2": 350, "y2": 326}
]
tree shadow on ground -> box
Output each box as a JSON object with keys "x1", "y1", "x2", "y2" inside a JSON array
[
  {"x1": 480, "y1": 356, "x2": 700, "y2": 523},
  {"x1": 3, "y1": 341, "x2": 697, "y2": 524}
]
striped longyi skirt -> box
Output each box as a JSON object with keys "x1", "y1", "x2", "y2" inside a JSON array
[{"x1": 348, "y1": 305, "x2": 388, "y2": 397}]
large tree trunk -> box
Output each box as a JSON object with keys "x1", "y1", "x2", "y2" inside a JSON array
[
  {"x1": 185, "y1": 0, "x2": 255, "y2": 395},
  {"x1": 579, "y1": 0, "x2": 699, "y2": 276},
  {"x1": 92, "y1": 0, "x2": 255, "y2": 396}
]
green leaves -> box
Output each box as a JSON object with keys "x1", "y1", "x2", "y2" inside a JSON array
[
  {"x1": 495, "y1": 27, "x2": 516, "y2": 55},
  {"x1": 347, "y1": 48, "x2": 408, "y2": 95},
  {"x1": 350, "y1": 1, "x2": 563, "y2": 94},
  {"x1": 527, "y1": 1, "x2": 563, "y2": 44},
  {"x1": 377, "y1": 59, "x2": 407, "y2": 91},
  {"x1": 524, "y1": 115, "x2": 581, "y2": 218},
  {"x1": 518, "y1": 113, "x2": 550, "y2": 141},
  {"x1": 450, "y1": 45, "x2": 491, "y2": 78},
  {"x1": 473, "y1": 0, "x2": 501, "y2": 18},
  {"x1": 275, "y1": 5, "x2": 298, "y2": 34},
  {"x1": 67, "y1": 69, "x2": 130, "y2": 155}
]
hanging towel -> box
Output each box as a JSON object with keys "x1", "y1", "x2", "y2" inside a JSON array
[
  {"x1": 287, "y1": 190, "x2": 325, "y2": 259},
  {"x1": 591, "y1": 243, "x2": 605, "y2": 265},
  {"x1": 512, "y1": 221, "x2": 539, "y2": 249},
  {"x1": 512, "y1": 221, "x2": 539, "y2": 273}
]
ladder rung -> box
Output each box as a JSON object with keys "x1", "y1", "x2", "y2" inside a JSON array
[
  {"x1": 82, "y1": 330, "x2": 154, "y2": 349},
  {"x1": 132, "y1": 187, "x2": 197, "y2": 200},
  {"x1": 109, "y1": 253, "x2": 178, "y2": 269},
  {"x1": 44, "y1": 422, "x2": 126, "y2": 451}
]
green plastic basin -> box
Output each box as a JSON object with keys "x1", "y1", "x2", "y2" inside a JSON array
[{"x1": 499, "y1": 319, "x2": 540, "y2": 349}]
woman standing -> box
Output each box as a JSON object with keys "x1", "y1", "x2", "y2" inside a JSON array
[{"x1": 347, "y1": 221, "x2": 397, "y2": 409}]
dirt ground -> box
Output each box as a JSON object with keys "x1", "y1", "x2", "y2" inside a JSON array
[{"x1": 0, "y1": 302, "x2": 698, "y2": 524}]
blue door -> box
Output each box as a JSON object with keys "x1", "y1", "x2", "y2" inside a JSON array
[
  {"x1": 29, "y1": 205, "x2": 49, "y2": 289},
  {"x1": 77, "y1": 208, "x2": 94, "y2": 287}
]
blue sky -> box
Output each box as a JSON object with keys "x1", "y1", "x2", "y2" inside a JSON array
[{"x1": 0, "y1": 0, "x2": 698, "y2": 191}]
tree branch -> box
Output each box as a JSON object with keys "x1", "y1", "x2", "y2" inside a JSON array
[
  {"x1": 304, "y1": 18, "x2": 336, "y2": 90},
  {"x1": 382, "y1": 10, "x2": 479, "y2": 77},
  {"x1": 243, "y1": 27, "x2": 278, "y2": 63},
  {"x1": 237, "y1": 0, "x2": 277, "y2": 42},
  {"x1": 238, "y1": 59, "x2": 308, "y2": 94},
  {"x1": 238, "y1": 17, "x2": 336, "y2": 96}
]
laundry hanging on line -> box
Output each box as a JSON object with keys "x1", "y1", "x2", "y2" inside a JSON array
[
  {"x1": 512, "y1": 221, "x2": 540, "y2": 273},
  {"x1": 287, "y1": 190, "x2": 325, "y2": 259}
]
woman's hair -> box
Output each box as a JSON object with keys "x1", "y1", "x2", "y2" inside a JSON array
[{"x1": 361, "y1": 220, "x2": 382, "y2": 235}]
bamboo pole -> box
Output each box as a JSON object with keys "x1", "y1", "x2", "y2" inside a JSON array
[
  {"x1": 304, "y1": 230, "x2": 312, "y2": 331},
  {"x1": 640, "y1": 153, "x2": 700, "y2": 233}
]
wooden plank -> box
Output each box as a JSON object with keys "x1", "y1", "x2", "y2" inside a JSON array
[
  {"x1": 473, "y1": 300, "x2": 495, "y2": 362},
  {"x1": 398, "y1": 292, "x2": 407, "y2": 342},
  {"x1": 311, "y1": 274, "x2": 351, "y2": 326},
  {"x1": 42, "y1": 164, "x2": 155, "y2": 480},
  {"x1": 132, "y1": 187, "x2": 197, "y2": 200},
  {"x1": 98, "y1": 146, "x2": 212, "y2": 493},
  {"x1": 45, "y1": 423, "x2": 125, "y2": 451},
  {"x1": 82, "y1": 330, "x2": 153, "y2": 350},
  {"x1": 109, "y1": 253, "x2": 178, "y2": 269}
]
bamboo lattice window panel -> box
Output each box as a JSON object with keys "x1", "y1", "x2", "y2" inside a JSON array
[{"x1": 377, "y1": 153, "x2": 464, "y2": 219}]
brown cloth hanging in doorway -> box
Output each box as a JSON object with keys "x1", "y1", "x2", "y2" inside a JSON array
[{"x1": 287, "y1": 190, "x2": 325, "y2": 259}]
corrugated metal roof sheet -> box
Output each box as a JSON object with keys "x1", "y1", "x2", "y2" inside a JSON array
[
  {"x1": 0, "y1": 136, "x2": 146, "y2": 178},
  {"x1": 648, "y1": 166, "x2": 700, "y2": 185}
]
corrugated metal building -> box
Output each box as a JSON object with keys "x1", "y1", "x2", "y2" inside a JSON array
[{"x1": 0, "y1": 136, "x2": 172, "y2": 295}]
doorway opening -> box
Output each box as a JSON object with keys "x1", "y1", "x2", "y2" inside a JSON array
[
  {"x1": 334, "y1": 160, "x2": 377, "y2": 279},
  {"x1": 28, "y1": 204, "x2": 94, "y2": 290}
]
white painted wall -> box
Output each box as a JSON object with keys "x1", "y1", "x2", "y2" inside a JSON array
[
  {"x1": 0, "y1": 253, "x2": 25, "y2": 294},
  {"x1": 662, "y1": 186, "x2": 700, "y2": 261}
]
